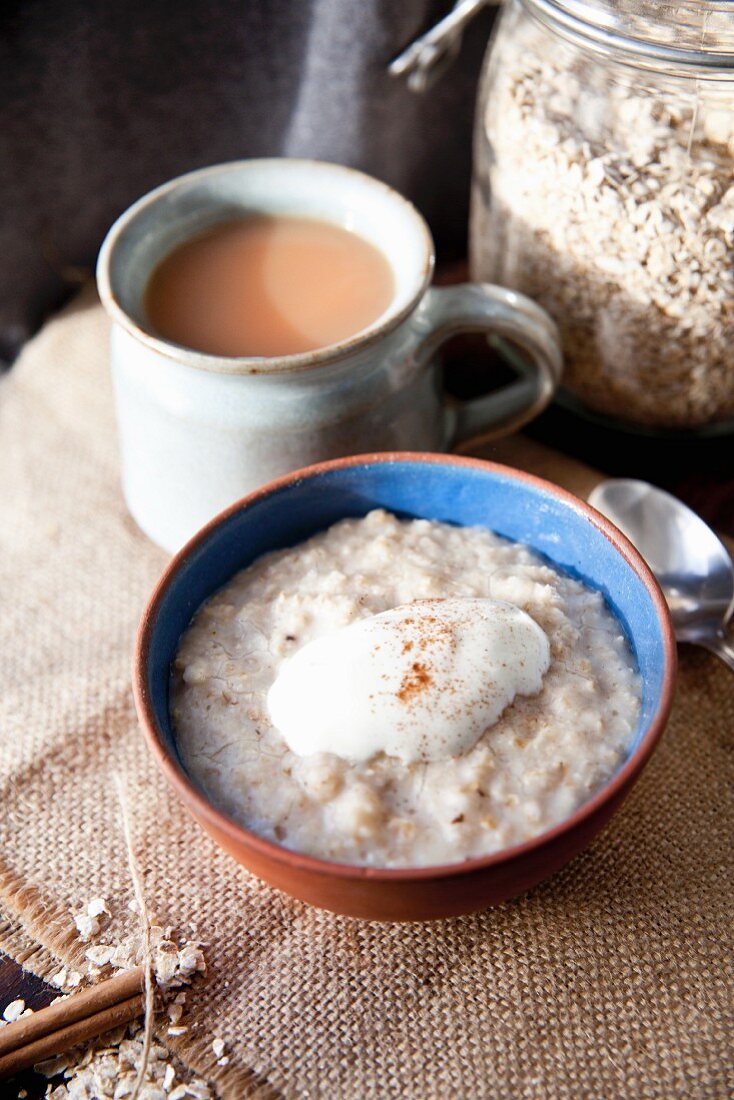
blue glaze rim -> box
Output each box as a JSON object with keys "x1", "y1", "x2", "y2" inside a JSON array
[{"x1": 134, "y1": 452, "x2": 677, "y2": 881}]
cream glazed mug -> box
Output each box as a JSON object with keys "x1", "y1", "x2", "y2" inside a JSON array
[{"x1": 97, "y1": 159, "x2": 562, "y2": 552}]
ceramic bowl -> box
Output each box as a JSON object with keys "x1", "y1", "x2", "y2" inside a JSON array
[{"x1": 134, "y1": 453, "x2": 676, "y2": 921}]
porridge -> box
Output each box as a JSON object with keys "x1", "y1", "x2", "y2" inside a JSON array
[{"x1": 171, "y1": 510, "x2": 641, "y2": 868}]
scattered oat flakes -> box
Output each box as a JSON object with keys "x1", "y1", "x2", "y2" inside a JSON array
[
  {"x1": 87, "y1": 897, "x2": 111, "y2": 919},
  {"x1": 154, "y1": 942, "x2": 181, "y2": 986},
  {"x1": 37, "y1": 1019, "x2": 213, "y2": 1100},
  {"x1": 73, "y1": 896, "x2": 111, "y2": 941},
  {"x1": 3, "y1": 998, "x2": 25, "y2": 1022},
  {"x1": 86, "y1": 944, "x2": 116, "y2": 967},
  {"x1": 43, "y1": 908, "x2": 212, "y2": 1096},
  {"x1": 173, "y1": 1086, "x2": 212, "y2": 1100},
  {"x1": 211, "y1": 1038, "x2": 225, "y2": 1059},
  {"x1": 177, "y1": 945, "x2": 206, "y2": 979},
  {"x1": 111, "y1": 941, "x2": 137, "y2": 970},
  {"x1": 74, "y1": 914, "x2": 100, "y2": 942},
  {"x1": 36, "y1": 1054, "x2": 70, "y2": 1077}
]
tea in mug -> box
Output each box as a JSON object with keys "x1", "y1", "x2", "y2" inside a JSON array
[{"x1": 144, "y1": 215, "x2": 395, "y2": 357}]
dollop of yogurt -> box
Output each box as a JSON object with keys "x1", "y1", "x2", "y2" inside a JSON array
[{"x1": 266, "y1": 598, "x2": 550, "y2": 764}]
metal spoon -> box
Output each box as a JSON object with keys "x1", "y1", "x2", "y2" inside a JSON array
[{"x1": 588, "y1": 478, "x2": 734, "y2": 671}]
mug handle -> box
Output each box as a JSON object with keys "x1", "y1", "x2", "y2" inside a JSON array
[{"x1": 411, "y1": 284, "x2": 563, "y2": 447}]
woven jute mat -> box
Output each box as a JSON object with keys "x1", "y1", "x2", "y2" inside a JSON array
[{"x1": 0, "y1": 289, "x2": 732, "y2": 1099}]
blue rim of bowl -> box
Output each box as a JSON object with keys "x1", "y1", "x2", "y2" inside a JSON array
[{"x1": 133, "y1": 451, "x2": 678, "y2": 882}]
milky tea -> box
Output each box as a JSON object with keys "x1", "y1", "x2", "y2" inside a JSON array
[{"x1": 144, "y1": 215, "x2": 395, "y2": 358}]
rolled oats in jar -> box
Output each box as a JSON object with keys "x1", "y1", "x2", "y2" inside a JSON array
[{"x1": 471, "y1": 0, "x2": 734, "y2": 431}]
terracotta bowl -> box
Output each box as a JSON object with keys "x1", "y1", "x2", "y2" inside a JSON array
[{"x1": 134, "y1": 453, "x2": 676, "y2": 921}]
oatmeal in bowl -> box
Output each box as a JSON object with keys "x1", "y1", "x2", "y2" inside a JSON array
[
  {"x1": 171, "y1": 509, "x2": 641, "y2": 869},
  {"x1": 135, "y1": 454, "x2": 675, "y2": 919}
]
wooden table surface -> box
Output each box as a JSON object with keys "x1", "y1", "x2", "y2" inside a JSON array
[{"x1": 3, "y1": 332, "x2": 733, "y2": 1096}]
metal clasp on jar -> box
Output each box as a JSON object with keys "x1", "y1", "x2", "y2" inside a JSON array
[{"x1": 389, "y1": 0, "x2": 498, "y2": 92}]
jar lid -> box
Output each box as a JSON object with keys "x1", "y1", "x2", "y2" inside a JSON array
[{"x1": 527, "y1": 0, "x2": 734, "y2": 69}]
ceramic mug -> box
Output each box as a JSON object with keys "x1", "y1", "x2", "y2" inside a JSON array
[{"x1": 97, "y1": 159, "x2": 562, "y2": 552}]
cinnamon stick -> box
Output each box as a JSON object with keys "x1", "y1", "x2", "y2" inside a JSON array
[{"x1": 0, "y1": 966, "x2": 145, "y2": 1079}]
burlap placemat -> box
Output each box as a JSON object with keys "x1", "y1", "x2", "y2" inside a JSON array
[{"x1": 0, "y1": 289, "x2": 731, "y2": 1099}]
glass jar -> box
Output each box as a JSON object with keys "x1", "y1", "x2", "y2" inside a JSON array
[{"x1": 471, "y1": 0, "x2": 734, "y2": 433}]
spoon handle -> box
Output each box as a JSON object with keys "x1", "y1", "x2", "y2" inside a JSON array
[{"x1": 701, "y1": 634, "x2": 734, "y2": 672}]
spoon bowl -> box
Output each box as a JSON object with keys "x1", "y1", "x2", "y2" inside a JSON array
[{"x1": 589, "y1": 479, "x2": 734, "y2": 667}]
